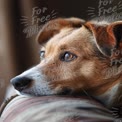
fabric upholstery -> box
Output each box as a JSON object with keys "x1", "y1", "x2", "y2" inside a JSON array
[{"x1": 0, "y1": 95, "x2": 115, "y2": 122}]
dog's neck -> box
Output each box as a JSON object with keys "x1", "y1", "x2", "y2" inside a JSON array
[
  {"x1": 95, "y1": 83, "x2": 120, "y2": 107},
  {"x1": 89, "y1": 77, "x2": 122, "y2": 108}
]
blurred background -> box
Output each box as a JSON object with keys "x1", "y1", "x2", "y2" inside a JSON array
[{"x1": 0, "y1": 0, "x2": 121, "y2": 105}]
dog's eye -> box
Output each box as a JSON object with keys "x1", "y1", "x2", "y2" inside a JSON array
[
  {"x1": 60, "y1": 52, "x2": 77, "y2": 62},
  {"x1": 40, "y1": 51, "x2": 45, "y2": 59}
]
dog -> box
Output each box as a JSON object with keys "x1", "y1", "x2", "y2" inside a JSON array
[{"x1": 10, "y1": 17, "x2": 122, "y2": 108}]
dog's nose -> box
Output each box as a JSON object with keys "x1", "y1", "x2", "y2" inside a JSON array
[{"x1": 10, "y1": 77, "x2": 32, "y2": 91}]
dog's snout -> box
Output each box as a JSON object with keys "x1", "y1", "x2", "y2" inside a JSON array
[{"x1": 10, "y1": 77, "x2": 32, "y2": 91}]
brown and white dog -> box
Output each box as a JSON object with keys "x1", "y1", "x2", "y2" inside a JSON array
[{"x1": 10, "y1": 18, "x2": 122, "y2": 108}]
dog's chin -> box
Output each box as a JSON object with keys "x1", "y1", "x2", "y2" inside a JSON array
[
  {"x1": 15, "y1": 88, "x2": 54, "y2": 97},
  {"x1": 15, "y1": 87, "x2": 74, "y2": 97}
]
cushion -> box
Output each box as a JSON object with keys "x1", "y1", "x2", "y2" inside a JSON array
[{"x1": 0, "y1": 95, "x2": 115, "y2": 122}]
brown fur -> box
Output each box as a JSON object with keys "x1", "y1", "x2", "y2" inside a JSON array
[
  {"x1": 11, "y1": 18, "x2": 122, "y2": 108},
  {"x1": 36, "y1": 18, "x2": 122, "y2": 107}
]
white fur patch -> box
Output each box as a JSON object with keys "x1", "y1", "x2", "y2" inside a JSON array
[{"x1": 14, "y1": 67, "x2": 55, "y2": 96}]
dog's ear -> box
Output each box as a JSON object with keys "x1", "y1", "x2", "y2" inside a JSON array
[
  {"x1": 85, "y1": 21, "x2": 122, "y2": 57},
  {"x1": 36, "y1": 18, "x2": 85, "y2": 44}
]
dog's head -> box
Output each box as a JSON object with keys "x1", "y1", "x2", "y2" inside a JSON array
[{"x1": 10, "y1": 18, "x2": 122, "y2": 97}]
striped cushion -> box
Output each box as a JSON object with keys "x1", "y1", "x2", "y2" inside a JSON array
[{"x1": 0, "y1": 95, "x2": 114, "y2": 122}]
